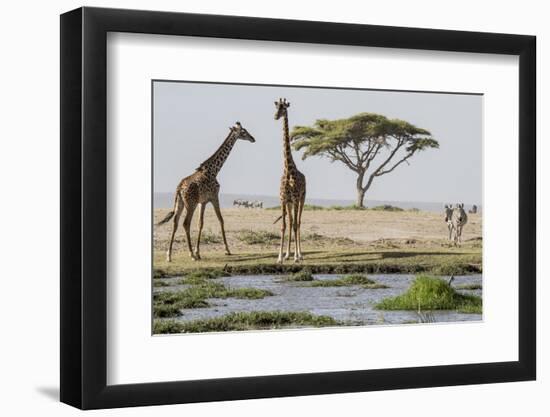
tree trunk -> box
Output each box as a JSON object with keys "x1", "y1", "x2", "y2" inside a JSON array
[
  {"x1": 356, "y1": 188, "x2": 366, "y2": 208},
  {"x1": 356, "y1": 171, "x2": 366, "y2": 208}
]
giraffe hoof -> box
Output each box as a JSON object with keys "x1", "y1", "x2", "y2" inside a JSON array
[
  {"x1": 284, "y1": 254, "x2": 290, "y2": 261},
  {"x1": 225, "y1": 251, "x2": 232, "y2": 256}
]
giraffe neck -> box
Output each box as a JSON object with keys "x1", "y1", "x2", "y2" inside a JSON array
[
  {"x1": 282, "y1": 113, "x2": 296, "y2": 173},
  {"x1": 198, "y1": 132, "x2": 237, "y2": 177}
]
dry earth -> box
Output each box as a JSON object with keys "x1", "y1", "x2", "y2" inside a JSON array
[{"x1": 153, "y1": 207, "x2": 482, "y2": 275}]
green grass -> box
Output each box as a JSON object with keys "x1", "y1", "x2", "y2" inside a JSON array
[
  {"x1": 153, "y1": 247, "x2": 482, "y2": 278},
  {"x1": 455, "y1": 283, "x2": 482, "y2": 290},
  {"x1": 267, "y1": 204, "x2": 327, "y2": 211},
  {"x1": 153, "y1": 281, "x2": 273, "y2": 318},
  {"x1": 303, "y1": 274, "x2": 388, "y2": 288},
  {"x1": 375, "y1": 275, "x2": 482, "y2": 313},
  {"x1": 329, "y1": 204, "x2": 366, "y2": 210},
  {"x1": 370, "y1": 205, "x2": 404, "y2": 212},
  {"x1": 303, "y1": 204, "x2": 325, "y2": 210},
  {"x1": 178, "y1": 269, "x2": 230, "y2": 285},
  {"x1": 281, "y1": 268, "x2": 314, "y2": 282},
  {"x1": 237, "y1": 230, "x2": 279, "y2": 244},
  {"x1": 153, "y1": 311, "x2": 339, "y2": 334},
  {"x1": 153, "y1": 280, "x2": 170, "y2": 287},
  {"x1": 458, "y1": 304, "x2": 483, "y2": 314}
]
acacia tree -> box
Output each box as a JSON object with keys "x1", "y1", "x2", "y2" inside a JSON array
[{"x1": 291, "y1": 113, "x2": 439, "y2": 208}]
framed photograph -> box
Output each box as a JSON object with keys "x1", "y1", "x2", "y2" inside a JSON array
[{"x1": 60, "y1": 6, "x2": 536, "y2": 409}]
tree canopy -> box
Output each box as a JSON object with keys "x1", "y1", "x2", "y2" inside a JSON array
[{"x1": 291, "y1": 112, "x2": 439, "y2": 207}]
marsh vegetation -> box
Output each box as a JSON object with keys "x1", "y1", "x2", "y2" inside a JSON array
[{"x1": 152, "y1": 207, "x2": 483, "y2": 334}]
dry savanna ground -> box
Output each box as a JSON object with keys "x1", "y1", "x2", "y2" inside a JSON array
[{"x1": 153, "y1": 207, "x2": 482, "y2": 277}]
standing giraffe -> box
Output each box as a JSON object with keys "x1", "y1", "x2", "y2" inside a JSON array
[
  {"x1": 274, "y1": 98, "x2": 306, "y2": 263},
  {"x1": 156, "y1": 122, "x2": 255, "y2": 262}
]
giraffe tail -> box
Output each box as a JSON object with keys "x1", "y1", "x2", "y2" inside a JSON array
[
  {"x1": 156, "y1": 191, "x2": 181, "y2": 226},
  {"x1": 273, "y1": 215, "x2": 283, "y2": 224},
  {"x1": 156, "y1": 210, "x2": 175, "y2": 226}
]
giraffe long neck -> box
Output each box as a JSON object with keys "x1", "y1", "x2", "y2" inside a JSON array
[
  {"x1": 199, "y1": 132, "x2": 237, "y2": 177},
  {"x1": 282, "y1": 113, "x2": 296, "y2": 174}
]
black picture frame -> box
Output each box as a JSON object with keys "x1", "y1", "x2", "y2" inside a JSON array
[{"x1": 60, "y1": 6, "x2": 536, "y2": 410}]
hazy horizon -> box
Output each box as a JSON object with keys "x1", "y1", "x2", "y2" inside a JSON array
[
  {"x1": 153, "y1": 191, "x2": 481, "y2": 212},
  {"x1": 153, "y1": 81, "x2": 482, "y2": 205}
]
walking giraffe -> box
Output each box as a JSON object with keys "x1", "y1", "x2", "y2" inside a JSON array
[
  {"x1": 156, "y1": 122, "x2": 256, "y2": 262},
  {"x1": 274, "y1": 98, "x2": 306, "y2": 263}
]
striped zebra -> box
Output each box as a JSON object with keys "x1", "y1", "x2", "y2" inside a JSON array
[
  {"x1": 444, "y1": 204, "x2": 455, "y2": 241},
  {"x1": 450, "y1": 203, "x2": 468, "y2": 245}
]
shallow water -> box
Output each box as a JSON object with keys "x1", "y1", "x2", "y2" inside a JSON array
[{"x1": 156, "y1": 273, "x2": 482, "y2": 326}]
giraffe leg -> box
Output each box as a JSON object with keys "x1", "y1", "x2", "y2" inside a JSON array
[
  {"x1": 212, "y1": 198, "x2": 231, "y2": 255},
  {"x1": 296, "y1": 196, "x2": 305, "y2": 260},
  {"x1": 285, "y1": 203, "x2": 293, "y2": 260},
  {"x1": 182, "y1": 205, "x2": 198, "y2": 261},
  {"x1": 293, "y1": 201, "x2": 300, "y2": 262},
  {"x1": 277, "y1": 205, "x2": 287, "y2": 264},
  {"x1": 166, "y1": 195, "x2": 184, "y2": 262},
  {"x1": 194, "y1": 203, "x2": 206, "y2": 260}
]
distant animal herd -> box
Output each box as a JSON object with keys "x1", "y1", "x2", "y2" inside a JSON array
[
  {"x1": 156, "y1": 97, "x2": 477, "y2": 263},
  {"x1": 233, "y1": 199, "x2": 263, "y2": 209}
]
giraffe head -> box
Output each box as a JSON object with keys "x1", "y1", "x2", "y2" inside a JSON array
[
  {"x1": 230, "y1": 121, "x2": 255, "y2": 142},
  {"x1": 444, "y1": 204, "x2": 453, "y2": 222},
  {"x1": 274, "y1": 98, "x2": 290, "y2": 120}
]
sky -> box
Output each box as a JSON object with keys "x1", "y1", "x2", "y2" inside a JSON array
[{"x1": 153, "y1": 81, "x2": 482, "y2": 205}]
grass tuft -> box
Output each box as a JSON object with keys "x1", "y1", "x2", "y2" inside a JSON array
[
  {"x1": 455, "y1": 283, "x2": 482, "y2": 290},
  {"x1": 303, "y1": 274, "x2": 388, "y2": 288},
  {"x1": 154, "y1": 311, "x2": 339, "y2": 334},
  {"x1": 237, "y1": 230, "x2": 279, "y2": 245},
  {"x1": 458, "y1": 304, "x2": 483, "y2": 314},
  {"x1": 281, "y1": 268, "x2": 314, "y2": 282},
  {"x1": 200, "y1": 230, "x2": 222, "y2": 244},
  {"x1": 178, "y1": 269, "x2": 230, "y2": 284},
  {"x1": 375, "y1": 275, "x2": 481, "y2": 313}
]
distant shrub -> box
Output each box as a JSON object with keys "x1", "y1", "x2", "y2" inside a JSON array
[
  {"x1": 370, "y1": 205, "x2": 404, "y2": 212},
  {"x1": 329, "y1": 204, "x2": 366, "y2": 211},
  {"x1": 303, "y1": 204, "x2": 325, "y2": 211}
]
